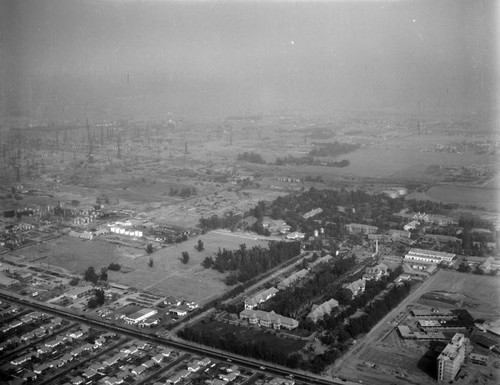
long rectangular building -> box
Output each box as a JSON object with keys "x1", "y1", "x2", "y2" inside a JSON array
[{"x1": 404, "y1": 248, "x2": 456, "y2": 265}]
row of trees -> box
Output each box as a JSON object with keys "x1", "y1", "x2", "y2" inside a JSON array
[
  {"x1": 199, "y1": 213, "x2": 242, "y2": 231},
  {"x1": 262, "y1": 256, "x2": 357, "y2": 318},
  {"x1": 202, "y1": 241, "x2": 301, "y2": 285},
  {"x1": 308, "y1": 141, "x2": 360, "y2": 157}
]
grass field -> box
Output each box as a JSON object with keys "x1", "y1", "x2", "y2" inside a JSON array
[
  {"x1": 107, "y1": 230, "x2": 275, "y2": 304},
  {"x1": 12, "y1": 236, "x2": 130, "y2": 274}
]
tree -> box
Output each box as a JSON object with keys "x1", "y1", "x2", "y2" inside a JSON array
[
  {"x1": 196, "y1": 239, "x2": 204, "y2": 252},
  {"x1": 148, "y1": 258, "x2": 154, "y2": 268},
  {"x1": 100, "y1": 267, "x2": 108, "y2": 281},
  {"x1": 182, "y1": 252, "x2": 190, "y2": 264},
  {"x1": 83, "y1": 266, "x2": 99, "y2": 284},
  {"x1": 69, "y1": 277, "x2": 80, "y2": 286},
  {"x1": 108, "y1": 262, "x2": 121, "y2": 271},
  {"x1": 95, "y1": 288, "x2": 105, "y2": 306},
  {"x1": 202, "y1": 256, "x2": 214, "y2": 269},
  {"x1": 146, "y1": 243, "x2": 154, "y2": 254}
]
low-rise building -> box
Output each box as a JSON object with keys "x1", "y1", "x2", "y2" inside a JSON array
[
  {"x1": 404, "y1": 248, "x2": 456, "y2": 266},
  {"x1": 244, "y1": 287, "x2": 279, "y2": 309},
  {"x1": 345, "y1": 223, "x2": 378, "y2": 234},
  {"x1": 65, "y1": 285, "x2": 94, "y2": 299},
  {"x1": 123, "y1": 308, "x2": 158, "y2": 324},
  {"x1": 307, "y1": 299, "x2": 339, "y2": 323},
  {"x1": 343, "y1": 278, "x2": 366, "y2": 297},
  {"x1": 239, "y1": 309, "x2": 299, "y2": 330},
  {"x1": 277, "y1": 269, "x2": 308, "y2": 290}
]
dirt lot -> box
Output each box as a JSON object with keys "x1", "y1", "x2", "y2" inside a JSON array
[
  {"x1": 330, "y1": 270, "x2": 500, "y2": 385},
  {"x1": 11, "y1": 236, "x2": 133, "y2": 274}
]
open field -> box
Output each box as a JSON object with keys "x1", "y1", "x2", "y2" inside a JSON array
[
  {"x1": 11, "y1": 236, "x2": 133, "y2": 274},
  {"x1": 9, "y1": 230, "x2": 278, "y2": 304},
  {"x1": 108, "y1": 230, "x2": 275, "y2": 304},
  {"x1": 415, "y1": 270, "x2": 500, "y2": 319},
  {"x1": 331, "y1": 270, "x2": 500, "y2": 385}
]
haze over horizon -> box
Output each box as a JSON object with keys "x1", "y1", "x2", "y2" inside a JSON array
[{"x1": 1, "y1": 0, "x2": 497, "y2": 122}]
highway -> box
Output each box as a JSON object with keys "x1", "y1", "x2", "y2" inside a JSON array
[{"x1": 0, "y1": 291, "x2": 350, "y2": 385}]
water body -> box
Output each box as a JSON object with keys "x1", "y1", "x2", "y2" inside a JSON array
[{"x1": 407, "y1": 184, "x2": 500, "y2": 211}]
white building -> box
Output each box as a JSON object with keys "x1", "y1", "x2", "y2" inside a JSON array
[
  {"x1": 123, "y1": 308, "x2": 157, "y2": 324},
  {"x1": 404, "y1": 248, "x2": 456, "y2": 265}
]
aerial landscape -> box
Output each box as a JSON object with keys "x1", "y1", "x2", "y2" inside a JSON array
[{"x1": 0, "y1": 1, "x2": 498, "y2": 385}]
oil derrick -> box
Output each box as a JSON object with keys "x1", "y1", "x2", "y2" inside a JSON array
[
  {"x1": 117, "y1": 131, "x2": 122, "y2": 159},
  {"x1": 15, "y1": 165, "x2": 20, "y2": 182},
  {"x1": 86, "y1": 118, "x2": 94, "y2": 163}
]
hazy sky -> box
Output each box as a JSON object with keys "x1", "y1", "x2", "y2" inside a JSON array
[{"x1": 1, "y1": 0, "x2": 497, "y2": 120}]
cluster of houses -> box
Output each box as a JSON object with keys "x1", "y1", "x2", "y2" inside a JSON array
[
  {"x1": 10, "y1": 326, "x2": 115, "y2": 377},
  {"x1": 1, "y1": 311, "x2": 55, "y2": 336}
]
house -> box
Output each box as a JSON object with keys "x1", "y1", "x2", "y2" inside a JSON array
[
  {"x1": 198, "y1": 357, "x2": 211, "y2": 367},
  {"x1": 169, "y1": 307, "x2": 188, "y2": 317},
  {"x1": 244, "y1": 287, "x2": 279, "y2": 309},
  {"x1": 152, "y1": 354, "x2": 164, "y2": 363},
  {"x1": 65, "y1": 285, "x2": 94, "y2": 299},
  {"x1": 404, "y1": 220, "x2": 420, "y2": 231},
  {"x1": 220, "y1": 372, "x2": 238, "y2": 382},
  {"x1": 344, "y1": 279, "x2": 366, "y2": 297},
  {"x1": 131, "y1": 365, "x2": 146, "y2": 376},
  {"x1": 161, "y1": 348, "x2": 173, "y2": 357},
  {"x1": 363, "y1": 263, "x2": 388, "y2": 281},
  {"x1": 307, "y1": 299, "x2": 339, "y2": 322},
  {"x1": 187, "y1": 361, "x2": 200, "y2": 372}
]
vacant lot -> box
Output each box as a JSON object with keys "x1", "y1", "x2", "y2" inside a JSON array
[
  {"x1": 415, "y1": 270, "x2": 500, "y2": 319},
  {"x1": 12, "y1": 236, "x2": 132, "y2": 274},
  {"x1": 107, "y1": 230, "x2": 275, "y2": 304}
]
